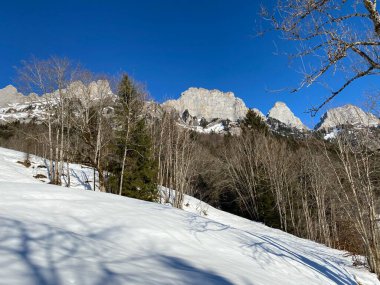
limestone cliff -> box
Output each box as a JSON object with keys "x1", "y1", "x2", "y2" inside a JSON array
[{"x1": 162, "y1": 88, "x2": 248, "y2": 121}]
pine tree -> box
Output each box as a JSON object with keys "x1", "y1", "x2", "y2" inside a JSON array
[
  {"x1": 119, "y1": 119, "x2": 158, "y2": 201},
  {"x1": 109, "y1": 74, "x2": 158, "y2": 201},
  {"x1": 243, "y1": 110, "x2": 268, "y2": 134}
]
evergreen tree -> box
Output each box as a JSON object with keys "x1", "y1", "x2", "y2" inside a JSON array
[
  {"x1": 109, "y1": 74, "x2": 158, "y2": 201},
  {"x1": 243, "y1": 110, "x2": 268, "y2": 134},
  {"x1": 119, "y1": 119, "x2": 158, "y2": 201}
]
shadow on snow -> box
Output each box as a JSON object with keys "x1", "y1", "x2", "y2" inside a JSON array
[{"x1": 0, "y1": 216, "x2": 233, "y2": 285}]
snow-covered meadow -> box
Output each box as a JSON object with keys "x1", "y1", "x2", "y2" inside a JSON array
[{"x1": 0, "y1": 147, "x2": 379, "y2": 285}]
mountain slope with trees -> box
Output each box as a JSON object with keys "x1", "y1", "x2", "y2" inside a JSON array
[{"x1": 0, "y1": 146, "x2": 378, "y2": 285}]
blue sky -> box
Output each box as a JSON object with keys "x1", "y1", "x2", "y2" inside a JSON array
[{"x1": 0, "y1": 0, "x2": 378, "y2": 127}]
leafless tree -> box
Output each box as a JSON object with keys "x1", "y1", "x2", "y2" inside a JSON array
[
  {"x1": 68, "y1": 75, "x2": 114, "y2": 192},
  {"x1": 264, "y1": 0, "x2": 380, "y2": 114},
  {"x1": 224, "y1": 132, "x2": 266, "y2": 219},
  {"x1": 324, "y1": 127, "x2": 380, "y2": 277},
  {"x1": 17, "y1": 56, "x2": 79, "y2": 184},
  {"x1": 153, "y1": 111, "x2": 196, "y2": 208}
]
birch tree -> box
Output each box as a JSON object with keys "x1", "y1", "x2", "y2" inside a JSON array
[
  {"x1": 17, "y1": 56, "x2": 78, "y2": 184},
  {"x1": 325, "y1": 128, "x2": 380, "y2": 277}
]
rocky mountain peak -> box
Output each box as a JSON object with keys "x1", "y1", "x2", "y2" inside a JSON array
[
  {"x1": 268, "y1": 101, "x2": 308, "y2": 130},
  {"x1": 162, "y1": 87, "x2": 248, "y2": 121},
  {"x1": 316, "y1": 104, "x2": 380, "y2": 130},
  {"x1": 0, "y1": 85, "x2": 18, "y2": 95},
  {"x1": 0, "y1": 85, "x2": 27, "y2": 106}
]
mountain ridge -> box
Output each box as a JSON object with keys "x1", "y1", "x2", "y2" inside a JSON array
[{"x1": 0, "y1": 84, "x2": 379, "y2": 132}]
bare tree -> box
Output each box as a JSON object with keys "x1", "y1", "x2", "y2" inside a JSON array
[
  {"x1": 324, "y1": 128, "x2": 380, "y2": 277},
  {"x1": 69, "y1": 76, "x2": 114, "y2": 192},
  {"x1": 153, "y1": 111, "x2": 196, "y2": 208},
  {"x1": 265, "y1": 0, "x2": 380, "y2": 114},
  {"x1": 224, "y1": 132, "x2": 266, "y2": 219},
  {"x1": 17, "y1": 56, "x2": 78, "y2": 184}
]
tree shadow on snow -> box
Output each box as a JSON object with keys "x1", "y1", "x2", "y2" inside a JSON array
[
  {"x1": 250, "y1": 235, "x2": 357, "y2": 285},
  {"x1": 0, "y1": 216, "x2": 234, "y2": 285},
  {"x1": 186, "y1": 215, "x2": 357, "y2": 285},
  {"x1": 69, "y1": 168, "x2": 93, "y2": 190}
]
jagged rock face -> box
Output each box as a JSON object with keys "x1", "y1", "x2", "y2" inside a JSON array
[
  {"x1": 0, "y1": 85, "x2": 32, "y2": 106},
  {"x1": 268, "y1": 102, "x2": 308, "y2": 130},
  {"x1": 162, "y1": 88, "x2": 248, "y2": 121},
  {"x1": 0, "y1": 81, "x2": 116, "y2": 125},
  {"x1": 316, "y1": 104, "x2": 380, "y2": 130}
]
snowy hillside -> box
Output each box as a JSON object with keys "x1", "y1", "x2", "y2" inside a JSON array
[
  {"x1": 0, "y1": 147, "x2": 99, "y2": 190},
  {"x1": 0, "y1": 147, "x2": 379, "y2": 285}
]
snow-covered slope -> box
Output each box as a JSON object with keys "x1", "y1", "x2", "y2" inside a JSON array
[
  {"x1": 0, "y1": 147, "x2": 99, "y2": 190},
  {"x1": 0, "y1": 147, "x2": 379, "y2": 285}
]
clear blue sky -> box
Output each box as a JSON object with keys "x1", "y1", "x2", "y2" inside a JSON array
[{"x1": 0, "y1": 0, "x2": 378, "y2": 127}]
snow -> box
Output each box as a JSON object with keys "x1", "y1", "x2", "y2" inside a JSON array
[
  {"x1": 324, "y1": 128, "x2": 340, "y2": 140},
  {"x1": 0, "y1": 147, "x2": 379, "y2": 285},
  {"x1": 177, "y1": 122, "x2": 226, "y2": 134},
  {"x1": 194, "y1": 122, "x2": 225, "y2": 134},
  {"x1": 0, "y1": 147, "x2": 99, "y2": 190},
  {"x1": 0, "y1": 101, "x2": 48, "y2": 124}
]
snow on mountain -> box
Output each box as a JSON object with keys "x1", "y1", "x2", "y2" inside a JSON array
[
  {"x1": 0, "y1": 85, "x2": 50, "y2": 125},
  {"x1": 268, "y1": 102, "x2": 309, "y2": 131},
  {"x1": 162, "y1": 88, "x2": 248, "y2": 121},
  {"x1": 0, "y1": 81, "x2": 115, "y2": 125},
  {"x1": 190, "y1": 122, "x2": 226, "y2": 134},
  {"x1": 316, "y1": 104, "x2": 380, "y2": 130},
  {"x1": 2, "y1": 84, "x2": 380, "y2": 137},
  {"x1": 0, "y1": 146, "x2": 379, "y2": 285},
  {"x1": 161, "y1": 88, "x2": 311, "y2": 134},
  {"x1": 0, "y1": 101, "x2": 49, "y2": 125},
  {"x1": 323, "y1": 128, "x2": 340, "y2": 140}
]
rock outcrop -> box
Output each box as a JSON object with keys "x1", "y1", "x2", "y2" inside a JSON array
[
  {"x1": 0, "y1": 85, "x2": 30, "y2": 106},
  {"x1": 162, "y1": 88, "x2": 248, "y2": 121},
  {"x1": 315, "y1": 104, "x2": 380, "y2": 130},
  {"x1": 268, "y1": 102, "x2": 308, "y2": 130},
  {"x1": 0, "y1": 81, "x2": 116, "y2": 125}
]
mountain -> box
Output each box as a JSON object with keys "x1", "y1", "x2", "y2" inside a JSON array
[
  {"x1": 1, "y1": 84, "x2": 380, "y2": 136},
  {"x1": 162, "y1": 87, "x2": 248, "y2": 121},
  {"x1": 0, "y1": 85, "x2": 45, "y2": 125},
  {"x1": 0, "y1": 85, "x2": 24, "y2": 105},
  {"x1": 0, "y1": 85, "x2": 38, "y2": 106},
  {"x1": 161, "y1": 90, "x2": 311, "y2": 134},
  {"x1": 316, "y1": 104, "x2": 380, "y2": 130},
  {"x1": 0, "y1": 146, "x2": 378, "y2": 285},
  {"x1": 267, "y1": 102, "x2": 309, "y2": 131},
  {"x1": 0, "y1": 81, "x2": 114, "y2": 125}
]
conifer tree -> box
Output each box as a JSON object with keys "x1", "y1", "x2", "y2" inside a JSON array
[
  {"x1": 243, "y1": 109, "x2": 268, "y2": 134},
  {"x1": 110, "y1": 74, "x2": 158, "y2": 201},
  {"x1": 119, "y1": 119, "x2": 158, "y2": 201}
]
